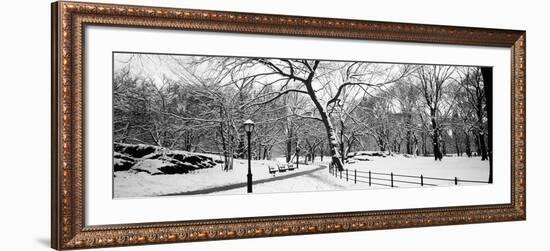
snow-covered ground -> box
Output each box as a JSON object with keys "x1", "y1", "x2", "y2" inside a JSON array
[
  {"x1": 214, "y1": 155, "x2": 489, "y2": 195},
  {"x1": 115, "y1": 153, "x2": 490, "y2": 198},
  {"x1": 114, "y1": 157, "x2": 321, "y2": 198},
  {"x1": 342, "y1": 155, "x2": 489, "y2": 188},
  {"x1": 215, "y1": 166, "x2": 341, "y2": 195},
  {"x1": 349, "y1": 155, "x2": 488, "y2": 183}
]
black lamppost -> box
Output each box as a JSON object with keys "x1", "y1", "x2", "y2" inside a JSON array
[{"x1": 244, "y1": 119, "x2": 255, "y2": 193}]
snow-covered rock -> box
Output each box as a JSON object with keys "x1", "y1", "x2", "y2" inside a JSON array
[
  {"x1": 114, "y1": 143, "x2": 217, "y2": 175},
  {"x1": 351, "y1": 155, "x2": 371, "y2": 161},
  {"x1": 114, "y1": 143, "x2": 158, "y2": 158},
  {"x1": 113, "y1": 152, "x2": 136, "y2": 171},
  {"x1": 131, "y1": 159, "x2": 167, "y2": 175},
  {"x1": 348, "y1": 151, "x2": 387, "y2": 158}
]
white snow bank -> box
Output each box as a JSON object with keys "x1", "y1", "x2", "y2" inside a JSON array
[{"x1": 114, "y1": 158, "x2": 322, "y2": 198}]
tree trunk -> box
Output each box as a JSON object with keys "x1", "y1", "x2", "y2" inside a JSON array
[
  {"x1": 302, "y1": 62, "x2": 344, "y2": 171},
  {"x1": 257, "y1": 144, "x2": 261, "y2": 160},
  {"x1": 478, "y1": 131, "x2": 488, "y2": 160},
  {"x1": 286, "y1": 127, "x2": 293, "y2": 163},
  {"x1": 340, "y1": 120, "x2": 345, "y2": 164},
  {"x1": 413, "y1": 134, "x2": 419, "y2": 156},
  {"x1": 421, "y1": 132, "x2": 428, "y2": 156},
  {"x1": 263, "y1": 147, "x2": 268, "y2": 160},
  {"x1": 464, "y1": 131, "x2": 472, "y2": 157},
  {"x1": 476, "y1": 98, "x2": 488, "y2": 160},
  {"x1": 474, "y1": 134, "x2": 481, "y2": 157},
  {"x1": 406, "y1": 130, "x2": 412, "y2": 154},
  {"x1": 454, "y1": 136, "x2": 461, "y2": 157},
  {"x1": 378, "y1": 138, "x2": 386, "y2": 152},
  {"x1": 347, "y1": 138, "x2": 355, "y2": 157},
  {"x1": 481, "y1": 67, "x2": 493, "y2": 182},
  {"x1": 237, "y1": 140, "x2": 245, "y2": 159},
  {"x1": 218, "y1": 107, "x2": 232, "y2": 171},
  {"x1": 430, "y1": 110, "x2": 443, "y2": 161},
  {"x1": 396, "y1": 139, "x2": 402, "y2": 153},
  {"x1": 385, "y1": 134, "x2": 392, "y2": 155},
  {"x1": 325, "y1": 127, "x2": 344, "y2": 170}
]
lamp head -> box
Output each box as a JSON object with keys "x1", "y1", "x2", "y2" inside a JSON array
[{"x1": 243, "y1": 119, "x2": 255, "y2": 133}]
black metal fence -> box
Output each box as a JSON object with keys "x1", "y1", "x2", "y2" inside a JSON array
[{"x1": 328, "y1": 165, "x2": 489, "y2": 188}]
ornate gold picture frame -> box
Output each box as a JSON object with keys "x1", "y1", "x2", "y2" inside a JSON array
[{"x1": 51, "y1": 1, "x2": 526, "y2": 249}]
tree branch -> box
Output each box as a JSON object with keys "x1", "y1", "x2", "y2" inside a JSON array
[{"x1": 241, "y1": 88, "x2": 309, "y2": 108}]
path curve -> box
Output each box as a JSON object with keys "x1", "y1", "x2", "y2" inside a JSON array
[{"x1": 162, "y1": 165, "x2": 327, "y2": 196}]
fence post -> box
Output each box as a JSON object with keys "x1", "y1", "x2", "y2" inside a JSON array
[
  {"x1": 368, "y1": 171, "x2": 371, "y2": 186},
  {"x1": 391, "y1": 172, "x2": 394, "y2": 187},
  {"x1": 354, "y1": 169, "x2": 357, "y2": 184},
  {"x1": 421, "y1": 175, "x2": 424, "y2": 187},
  {"x1": 346, "y1": 169, "x2": 348, "y2": 182},
  {"x1": 455, "y1": 177, "x2": 458, "y2": 185}
]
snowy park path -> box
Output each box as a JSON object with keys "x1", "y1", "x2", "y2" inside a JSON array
[
  {"x1": 115, "y1": 156, "x2": 490, "y2": 198},
  {"x1": 163, "y1": 165, "x2": 328, "y2": 196},
  {"x1": 213, "y1": 165, "x2": 350, "y2": 195}
]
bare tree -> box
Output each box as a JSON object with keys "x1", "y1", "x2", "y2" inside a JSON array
[
  {"x1": 413, "y1": 65, "x2": 457, "y2": 161},
  {"x1": 238, "y1": 60, "x2": 411, "y2": 170},
  {"x1": 458, "y1": 67, "x2": 489, "y2": 160}
]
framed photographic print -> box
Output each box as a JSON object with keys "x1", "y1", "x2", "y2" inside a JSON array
[{"x1": 51, "y1": 1, "x2": 526, "y2": 249}]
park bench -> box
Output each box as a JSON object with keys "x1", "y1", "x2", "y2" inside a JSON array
[
  {"x1": 268, "y1": 162, "x2": 297, "y2": 175},
  {"x1": 277, "y1": 163, "x2": 288, "y2": 172},
  {"x1": 268, "y1": 165, "x2": 277, "y2": 175},
  {"x1": 287, "y1": 163, "x2": 296, "y2": 171}
]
